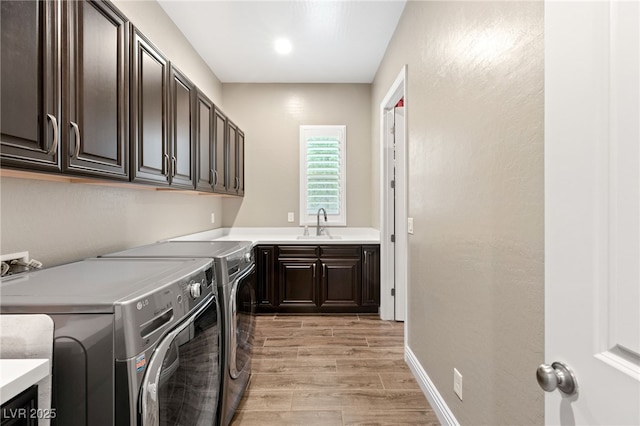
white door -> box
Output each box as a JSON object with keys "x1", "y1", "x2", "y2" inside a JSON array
[
  {"x1": 545, "y1": 1, "x2": 640, "y2": 424},
  {"x1": 394, "y1": 105, "x2": 406, "y2": 321},
  {"x1": 380, "y1": 67, "x2": 407, "y2": 322}
]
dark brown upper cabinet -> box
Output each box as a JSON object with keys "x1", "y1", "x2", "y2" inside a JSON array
[
  {"x1": 212, "y1": 107, "x2": 228, "y2": 193},
  {"x1": 237, "y1": 129, "x2": 245, "y2": 196},
  {"x1": 226, "y1": 120, "x2": 238, "y2": 194},
  {"x1": 63, "y1": 0, "x2": 129, "y2": 180},
  {"x1": 130, "y1": 26, "x2": 170, "y2": 186},
  {"x1": 131, "y1": 32, "x2": 196, "y2": 189},
  {"x1": 1, "y1": 0, "x2": 60, "y2": 172},
  {"x1": 195, "y1": 91, "x2": 214, "y2": 192},
  {"x1": 168, "y1": 66, "x2": 196, "y2": 189},
  {"x1": 225, "y1": 120, "x2": 245, "y2": 196}
]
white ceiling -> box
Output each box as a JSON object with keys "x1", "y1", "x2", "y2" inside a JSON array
[{"x1": 157, "y1": 1, "x2": 407, "y2": 83}]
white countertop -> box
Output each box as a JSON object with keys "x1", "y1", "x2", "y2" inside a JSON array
[
  {"x1": 0, "y1": 359, "x2": 49, "y2": 404},
  {"x1": 170, "y1": 227, "x2": 380, "y2": 245}
]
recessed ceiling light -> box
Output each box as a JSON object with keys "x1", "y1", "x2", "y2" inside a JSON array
[{"x1": 274, "y1": 38, "x2": 292, "y2": 55}]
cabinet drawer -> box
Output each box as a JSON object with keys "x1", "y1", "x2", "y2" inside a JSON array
[
  {"x1": 319, "y1": 245, "x2": 361, "y2": 258},
  {"x1": 278, "y1": 246, "x2": 318, "y2": 258}
]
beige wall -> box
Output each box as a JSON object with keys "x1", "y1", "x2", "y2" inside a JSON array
[
  {"x1": 372, "y1": 2, "x2": 544, "y2": 425},
  {"x1": 0, "y1": 0, "x2": 224, "y2": 267},
  {"x1": 221, "y1": 84, "x2": 372, "y2": 228}
]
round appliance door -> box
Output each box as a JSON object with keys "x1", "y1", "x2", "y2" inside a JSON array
[
  {"x1": 229, "y1": 264, "x2": 256, "y2": 379},
  {"x1": 140, "y1": 295, "x2": 220, "y2": 425}
]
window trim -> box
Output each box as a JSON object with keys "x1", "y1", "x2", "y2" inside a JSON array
[{"x1": 299, "y1": 125, "x2": 347, "y2": 227}]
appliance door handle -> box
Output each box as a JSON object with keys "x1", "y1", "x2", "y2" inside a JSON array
[
  {"x1": 228, "y1": 263, "x2": 256, "y2": 379},
  {"x1": 46, "y1": 114, "x2": 59, "y2": 156},
  {"x1": 140, "y1": 295, "x2": 215, "y2": 424},
  {"x1": 70, "y1": 121, "x2": 81, "y2": 158}
]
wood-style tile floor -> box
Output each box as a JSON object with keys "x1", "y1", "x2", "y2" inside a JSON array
[{"x1": 230, "y1": 314, "x2": 440, "y2": 426}]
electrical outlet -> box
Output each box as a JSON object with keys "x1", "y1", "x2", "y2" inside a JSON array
[
  {"x1": 407, "y1": 217, "x2": 414, "y2": 234},
  {"x1": 1, "y1": 251, "x2": 31, "y2": 276},
  {"x1": 1, "y1": 251, "x2": 29, "y2": 264},
  {"x1": 453, "y1": 368, "x2": 463, "y2": 400},
  {"x1": 210, "y1": 213, "x2": 215, "y2": 224},
  {"x1": 287, "y1": 212, "x2": 294, "y2": 222}
]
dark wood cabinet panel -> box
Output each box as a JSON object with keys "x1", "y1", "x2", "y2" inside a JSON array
[
  {"x1": 212, "y1": 107, "x2": 227, "y2": 193},
  {"x1": 63, "y1": 0, "x2": 128, "y2": 179},
  {"x1": 278, "y1": 259, "x2": 318, "y2": 308},
  {"x1": 256, "y1": 245, "x2": 277, "y2": 309},
  {"x1": 362, "y1": 245, "x2": 381, "y2": 307},
  {"x1": 195, "y1": 91, "x2": 213, "y2": 192},
  {"x1": 226, "y1": 120, "x2": 237, "y2": 194},
  {"x1": 320, "y1": 258, "x2": 361, "y2": 309},
  {"x1": 278, "y1": 246, "x2": 318, "y2": 258},
  {"x1": 168, "y1": 66, "x2": 195, "y2": 189},
  {"x1": 1, "y1": 0, "x2": 60, "y2": 172},
  {"x1": 257, "y1": 244, "x2": 379, "y2": 313},
  {"x1": 319, "y1": 245, "x2": 361, "y2": 258},
  {"x1": 237, "y1": 129, "x2": 245, "y2": 196},
  {"x1": 130, "y1": 27, "x2": 169, "y2": 185}
]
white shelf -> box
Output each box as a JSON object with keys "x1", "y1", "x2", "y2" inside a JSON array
[{"x1": 0, "y1": 359, "x2": 49, "y2": 404}]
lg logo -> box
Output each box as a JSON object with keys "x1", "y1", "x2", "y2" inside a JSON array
[{"x1": 136, "y1": 299, "x2": 149, "y2": 310}]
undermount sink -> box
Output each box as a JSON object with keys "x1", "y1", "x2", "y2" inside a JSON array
[{"x1": 296, "y1": 235, "x2": 342, "y2": 240}]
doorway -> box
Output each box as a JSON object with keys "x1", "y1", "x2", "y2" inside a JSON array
[{"x1": 380, "y1": 66, "x2": 407, "y2": 322}]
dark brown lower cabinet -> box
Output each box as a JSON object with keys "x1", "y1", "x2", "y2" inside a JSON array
[
  {"x1": 278, "y1": 259, "x2": 318, "y2": 309},
  {"x1": 255, "y1": 244, "x2": 379, "y2": 313},
  {"x1": 362, "y1": 245, "x2": 381, "y2": 307},
  {"x1": 255, "y1": 245, "x2": 277, "y2": 308}
]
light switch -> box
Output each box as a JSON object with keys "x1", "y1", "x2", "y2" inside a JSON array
[
  {"x1": 210, "y1": 213, "x2": 215, "y2": 224},
  {"x1": 407, "y1": 217, "x2": 414, "y2": 234},
  {"x1": 287, "y1": 212, "x2": 295, "y2": 222}
]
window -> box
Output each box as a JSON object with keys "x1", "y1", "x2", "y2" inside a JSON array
[{"x1": 299, "y1": 125, "x2": 346, "y2": 226}]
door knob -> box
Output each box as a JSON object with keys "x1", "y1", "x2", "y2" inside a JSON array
[{"x1": 536, "y1": 361, "x2": 578, "y2": 396}]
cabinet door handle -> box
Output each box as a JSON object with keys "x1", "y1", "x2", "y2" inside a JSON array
[
  {"x1": 46, "y1": 114, "x2": 59, "y2": 156},
  {"x1": 70, "y1": 121, "x2": 81, "y2": 158},
  {"x1": 209, "y1": 169, "x2": 214, "y2": 185},
  {"x1": 214, "y1": 170, "x2": 219, "y2": 186},
  {"x1": 364, "y1": 251, "x2": 368, "y2": 265},
  {"x1": 235, "y1": 176, "x2": 239, "y2": 190},
  {"x1": 171, "y1": 156, "x2": 177, "y2": 177},
  {"x1": 312, "y1": 263, "x2": 316, "y2": 279},
  {"x1": 163, "y1": 154, "x2": 170, "y2": 176}
]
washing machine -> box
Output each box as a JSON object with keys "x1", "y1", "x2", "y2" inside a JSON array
[
  {"x1": 0, "y1": 257, "x2": 221, "y2": 425},
  {"x1": 103, "y1": 241, "x2": 256, "y2": 425}
]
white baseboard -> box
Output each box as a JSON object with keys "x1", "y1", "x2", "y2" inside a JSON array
[{"x1": 405, "y1": 345, "x2": 460, "y2": 426}]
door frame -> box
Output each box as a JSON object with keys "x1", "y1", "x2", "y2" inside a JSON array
[{"x1": 379, "y1": 65, "x2": 407, "y2": 321}]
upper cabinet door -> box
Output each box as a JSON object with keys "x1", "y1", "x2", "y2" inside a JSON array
[
  {"x1": 130, "y1": 27, "x2": 170, "y2": 186},
  {"x1": 63, "y1": 0, "x2": 129, "y2": 180},
  {"x1": 195, "y1": 91, "x2": 214, "y2": 192},
  {"x1": 226, "y1": 120, "x2": 238, "y2": 194},
  {"x1": 237, "y1": 129, "x2": 245, "y2": 196},
  {"x1": 169, "y1": 66, "x2": 195, "y2": 189},
  {"x1": 212, "y1": 107, "x2": 228, "y2": 193},
  {"x1": 0, "y1": 0, "x2": 60, "y2": 172}
]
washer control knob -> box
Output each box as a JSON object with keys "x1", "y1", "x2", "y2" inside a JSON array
[{"x1": 188, "y1": 281, "x2": 202, "y2": 299}]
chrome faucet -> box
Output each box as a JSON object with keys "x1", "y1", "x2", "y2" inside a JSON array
[{"x1": 316, "y1": 207, "x2": 327, "y2": 236}]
